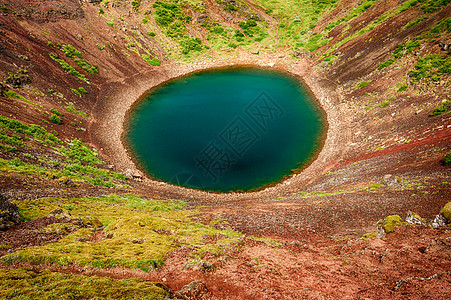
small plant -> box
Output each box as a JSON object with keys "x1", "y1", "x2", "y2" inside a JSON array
[
  {"x1": 142, "y1": 55, "x2": 161, "y2": 66},
  {"x1": 147, "y1": 31, "x2": 156, "y2": 37},
  {"x1": 49, "y1": 109, "x2": 63, "y2": 116},
  {"x1": 99, "y1": 8, "x2": 104, "y2": 14},
  {"x1": 445, "y1": 152, "x2": 451, "y2": 165},
  {"x1": 78, "y1": 87, "x2": 88, "y2": 94},
  {"x1": 397, "y1": 85, "x2": 408, "y2": 92},
  {"x1": 429, "y1": 101, "x2": 451, "y2": 116},
  {"x1": 71, "y1": 88, "x2": 81, "y2": 96},
  {"x1": 377, "y1": 58, "x2": 395, "y2": 70},
  {"x1": 358, "y1": 81, "x2": 369, "y2": 89},
  {"x1": 49, "y1": 114, "x2": 62, "y2": 125}
]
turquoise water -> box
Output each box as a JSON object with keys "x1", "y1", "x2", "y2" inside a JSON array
[{"x1": 125, "y1": 67, "x2": 325, "y2": 192}]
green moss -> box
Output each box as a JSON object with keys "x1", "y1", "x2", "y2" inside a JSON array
[
  {"x1": 440, "y1": 202, "x2": 451, "y2": 222},
  {"x1": 0, "y1": 268, "x2": 171, "y2": 299},
  {"x1": 3, "y1": 194, "x2": 243, "y2": 270},
  {"x1": 383, "y1": 215, "x2": 403, "y2": 233}
]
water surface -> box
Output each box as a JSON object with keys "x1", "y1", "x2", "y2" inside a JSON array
[{"x1": 126, "y1": 67, "x2": 325, "y2": 192}]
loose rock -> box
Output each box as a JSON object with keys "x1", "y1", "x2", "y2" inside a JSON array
[{"x1": 176, "y1": 281, "x2": 208, "y2": 300}]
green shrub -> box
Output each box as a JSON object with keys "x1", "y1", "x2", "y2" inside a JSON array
[
  {"x1": 0, "y1": 115, "x2": 61, "y2": 145},
  {"x1": 99, "y1": 8, "x2": 104, "y2": 14},
  {"x1": 147, "y1": 31, "x2": 156, "y2": 36},
  {"x1": 445, "y1": 152, "x2": 451, "y2": 165},
  {"x1": 58, "y1": 139, "x2": 102, "y2": 164},
  {"x1": 180, "y1": 37, "x2": 202, "y2": 55},
  {"x1": 397, "y1": 85, "x2": 408, "y2": 92},
  {"x1": 71, "y1": 88, "x2": 81, "y2": 96},
  {"x1": 429, "y1": 101, "x2": 451, "y2": 116},
  {"x1": 61, "y1": 45, "x2": 82, "y2": 59},
  {"x1": 358, "y1": 81, "x2": 369, "y2": 88},
  {"x1": 377, "y1": 58, "x2": 395, "y2": 70},
  {"x1": 142, "y1": 55, "x2": 161, "y2": 66},
  {"x1": 49, "y1": 109, "x2": 63, "y2": 116},
  {"x1": 392, "y1": 44, "x2": 405, "y2": 59},
  {"x1": 78, "y1": 87, "x2": 88, "y2": 94},
  {"x1": 49, "y1": 114, "x2": 62, "y2": 125},
  {"x1": 421, "y1": 0, "x2": 450, "y2": 13}
]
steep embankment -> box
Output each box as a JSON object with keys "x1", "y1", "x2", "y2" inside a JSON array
[{"x1": 0, "y1": 0, "x2": 450, "y2": 298}]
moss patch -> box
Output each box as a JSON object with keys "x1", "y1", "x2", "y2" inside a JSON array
[
  {"x1": 3, "y1": 194, "x2": 243, "y2": 271},
  {"x1": 383, "y1": 215, "x2": 403, "y2": 233},
  {"x1": 0, "y1": 268, "x2": 172, "y2": 299},
  {"x1": 440, "y1": 202, "x2": 451, "y2": 223}
]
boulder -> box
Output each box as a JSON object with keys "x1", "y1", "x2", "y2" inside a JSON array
[
  {"x1": 0, "y1": 194, "x2": 20, "y2": 230},
  {"x1": 405, "y1": 211, "x2": 425, "y2": 226},
  {"x1": 429, "y1": 214, "x2": 447, "y2": 229},
  {"x1": 176, "y1": 281, "x2": 208, "y2": 300},
  {"x1": 439, "y1": 202, "x2": 451, "y2": 223}
]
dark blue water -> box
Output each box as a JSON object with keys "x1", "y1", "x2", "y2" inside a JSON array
[{"x1": 125, "y1": 67, "x2": 325, "y2": 192}]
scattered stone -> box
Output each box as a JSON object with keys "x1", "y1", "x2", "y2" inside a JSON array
[
  {"x1": 0, "y1": 194, "x2": 20, "y2": 230},
  {"x1": 429, "y1": 214, "x2": 447, "y2": 229},
  {"x1": 87, "y1": 0, "x2": 102, "y2": 3},
  {"x1": 76, "y1": 34, "x2": 83, "y2": 40},
  {"x1": 176, "y1": 281, "x2": 208, "y2": 300},
  {"x1": 183, "y1": 260, "x2": 213, "y2": 272},
  {"x1": 250, "y1": 49, "x2": 259, "y2": 55},
  {"x1": 131, "y1": 237, "x2": 144, "y2": 244},
  {"x1": 405, "y1": 211, "x2": 425, "y2": 226},
  {"x1": 383, "y1": 174, "x2": 400, "y2": 186},
  {"x1": 124, "y1": 169, "x2": 142, "y2": 181},
  {"x1": 48, "y1": 208, "x2": 72, "y2": 222},
  {"x1": 76, "y1": 237, "x2": 87, "y2": 242},
  {"x1": 293, "y1": 50, "x2": 302, "y2": 58},
  {"x1": 319, "y1": 61, "x2": 328, "y2": 68},
  {"x1": 382, "y1": 215, "x2": 403, "y2": 233}
]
